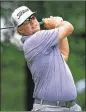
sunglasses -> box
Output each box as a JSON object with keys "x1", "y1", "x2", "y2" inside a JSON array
[
  {"x1": 18, "y1": 15, "x2": 36, "y2": 27},
  {"x1": 23, "y1": 15, "x2": 36, "y2": 24}
]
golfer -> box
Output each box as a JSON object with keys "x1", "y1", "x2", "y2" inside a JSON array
[{"x1": 11, "y1": 6, "x2": 82, "y2": 111}]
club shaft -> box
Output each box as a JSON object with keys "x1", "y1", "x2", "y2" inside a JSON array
[
  {"x1": 0, "y1": 26, "x2": 14, "y2": 30},
  {"x1": 0, "y1": 21, "x2": 44, "y2": 30}
]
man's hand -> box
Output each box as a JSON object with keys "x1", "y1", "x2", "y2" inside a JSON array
[{"x1": 42, "y1": 16, "x2": 63, "y2": 29}]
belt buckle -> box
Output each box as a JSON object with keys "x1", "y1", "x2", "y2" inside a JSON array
[
  {"x1": 60, "y1": 101, "x2": 66, "y2": 107},
  {"x1": 56, "y1": 100, "x2": 75, "y2": 108},
  {"x1": 57, "y1": 101, "x2": 67, "y2": 107},
  {"x1": 67, "y1": 100, "x2": 75, "y2": 108},
  {"x1": 66, "y1": 101, "x2": 71, "y2": 108}
]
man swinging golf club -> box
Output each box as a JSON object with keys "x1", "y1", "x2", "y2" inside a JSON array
[{"x1": 11, "y1": 6, "x2": 82, "y2": 111}]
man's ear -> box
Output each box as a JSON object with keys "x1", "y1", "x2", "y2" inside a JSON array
[{"x1": 17, "y1": 28, "x2": 24, "y2": 35}]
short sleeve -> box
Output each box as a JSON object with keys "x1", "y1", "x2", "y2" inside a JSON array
[{"x1": 39, "y1": 28, "x2": 59, "y2": 49}]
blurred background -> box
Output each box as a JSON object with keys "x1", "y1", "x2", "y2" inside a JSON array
[{"x1": 1, "y1": 1, "x2": 85, "y2": 111}]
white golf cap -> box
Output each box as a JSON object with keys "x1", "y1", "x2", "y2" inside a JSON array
[{"x1": 11, "y1": 6, "x2": 36, "y2": 27}]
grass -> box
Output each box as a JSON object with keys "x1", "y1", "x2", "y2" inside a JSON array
[{"x1": 1, "y1": 41, "x2": 25, "y2": 111}]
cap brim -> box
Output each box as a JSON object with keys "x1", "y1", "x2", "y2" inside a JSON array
[
  {"x1": 31, "y1": 11, "x2": 37, "y2": 16},
  {"x1": 17, "y1": 11, "x2": 37, "y2": 27}
]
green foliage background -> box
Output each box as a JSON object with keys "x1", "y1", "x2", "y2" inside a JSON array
[{"x1": 1, "y1": 1, "x2": 85, "y2": 111}]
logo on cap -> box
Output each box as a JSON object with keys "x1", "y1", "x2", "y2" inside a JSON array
[{"x1": 17, "y1": 8, "x2": 29, "y2": 19}]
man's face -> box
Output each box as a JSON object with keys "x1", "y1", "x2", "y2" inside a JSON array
[{"x1": 17, "y1": 15, "x2": 40, "y2": 35}]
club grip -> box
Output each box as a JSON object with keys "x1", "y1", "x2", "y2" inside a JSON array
[{"x1": 39, "y1": 21, "x2": 44, "y2": 25}]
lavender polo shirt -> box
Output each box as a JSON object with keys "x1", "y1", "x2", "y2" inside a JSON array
[{"x1": 21, "y1": 28, "x2": 77, "y2": 101}]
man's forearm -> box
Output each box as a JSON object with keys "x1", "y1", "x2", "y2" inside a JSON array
[{"x1": 58, "y1": 37, "x2": 69, "y2": 61}]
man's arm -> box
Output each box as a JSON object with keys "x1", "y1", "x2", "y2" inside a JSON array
[
  {"x1": 42, "y1": 18, "x2": 74, "y2": 41},
  {"x1": 58, "y1": 21, "x2": 74, "y2": 40},
  {"x1": 58, "y1": 37, "x2": 69, "y2": 62},
  {"x1": 57, "y1": 21, "x2": 73, "y2": 61},
  {"x1": 42, "y1": 18, "x2": 74, "y2": 62}
]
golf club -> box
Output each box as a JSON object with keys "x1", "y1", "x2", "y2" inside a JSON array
[{"x1": 0, "y1": 21, "x2": 44, "y2": 30}]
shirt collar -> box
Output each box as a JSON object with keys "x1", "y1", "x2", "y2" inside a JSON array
[
  {"x1": 21, "y1": 36, "x2": 29, "y2": 43},
  {"x1": 21, "y1": 33, "x2": 35, "y2": 43}
]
